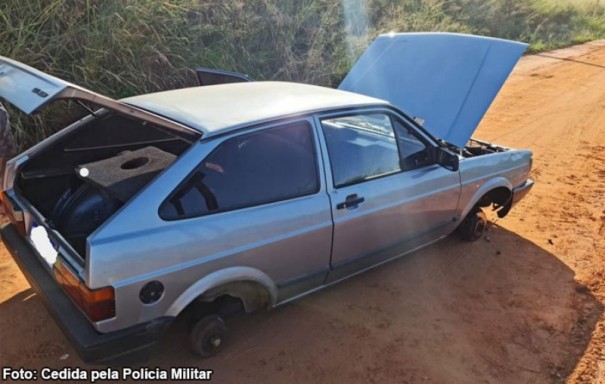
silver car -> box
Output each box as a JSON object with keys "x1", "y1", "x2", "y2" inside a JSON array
[{"x1": 0, "y1": 33, "x2": 533, "y2": 362}]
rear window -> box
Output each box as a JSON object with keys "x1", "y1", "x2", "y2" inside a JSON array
[
  {"x1": 64, "y1": 114, "x2": 178, "y2": 151},
  {"x1": 160, "y1": 120, "x2": 319, "y2": 220}
]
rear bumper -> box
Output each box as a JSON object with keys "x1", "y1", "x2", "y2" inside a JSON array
[
  {"x1": 512, "y1": 178, "x2": 534, "y2": 205},
  {"x1": 0, "y1": 223, "x2": 172, "y2": 364}
]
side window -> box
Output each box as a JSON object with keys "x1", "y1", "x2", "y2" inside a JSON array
[
  {"x1": 160, "y1": 121, "x2": 319, "y2": 220},
  {"x1": 392, "y1": 119, "x2": 431, "y2": 171},
  {"x1": 321, "y1": 113, "x2": 401, "y2": 188}
]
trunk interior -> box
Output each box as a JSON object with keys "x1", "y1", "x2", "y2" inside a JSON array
[{"x1": 16, "y1": 112, "x2": 196, "y2": 258}]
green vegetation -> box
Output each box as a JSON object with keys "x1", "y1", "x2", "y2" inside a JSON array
[{"x1": 2, "y1": 0, "x2": 604, "y2": 148}]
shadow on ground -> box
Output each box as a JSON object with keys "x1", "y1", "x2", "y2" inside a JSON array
[{"x1": 146, "y1": 225, "x2": 602, "y2": 383}]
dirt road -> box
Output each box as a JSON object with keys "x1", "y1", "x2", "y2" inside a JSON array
[{"x1": 1, "y1": 42, "x2": 604, "y2": 383}]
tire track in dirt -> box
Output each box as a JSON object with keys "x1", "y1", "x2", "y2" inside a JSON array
[{"x1": 478, "y1": 40, "x2": 605, "y2": 384}]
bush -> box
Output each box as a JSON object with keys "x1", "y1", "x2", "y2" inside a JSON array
[{"x1": 1, "y1": 0, "x2": 604, "y2": 149}]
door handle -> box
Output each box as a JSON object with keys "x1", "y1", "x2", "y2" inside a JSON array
[{"x1": 336, "y1": 194, "x2": 365, "y2": 210}]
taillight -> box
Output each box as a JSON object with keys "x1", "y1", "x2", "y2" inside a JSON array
[
  {"x1": 54, "y1": 260, "x2": 115, "y2": 322},
  {"x1": 1, "y1": 190, "x2": 25, "y2": 236}
]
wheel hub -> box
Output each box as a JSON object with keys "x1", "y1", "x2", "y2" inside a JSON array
[{"x1": 210, "y1": 335, "x2": 222, "y2": 348}]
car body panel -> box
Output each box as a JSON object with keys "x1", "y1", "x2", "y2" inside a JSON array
[
  {"x1": 458, "y1": 149, "x2": 532, "y2": 219},
  {"x1": 0, "y1": 55, "x2": 199, "y2": 136},
  {"x1": 165, "y1": 266, "x2": 278, "y2": 317},
  {"x1": 325, "y1": 164, "x2": 461, "y2": 282},
  {"x1": 0, "y1": 56, "x2": 72, "y2": 114},
  {"x1": 0, "y1": 223, "x2": 171, "y2": 364},
  {"x1": 314, "y1": 108, "x2": 461, "y2": 282},
  {"x1": 339, "y1": 33, "x2": 528, "y2": 147}
]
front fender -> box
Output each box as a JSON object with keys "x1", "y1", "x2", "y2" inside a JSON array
[
  {"x1": 165, "y1": 266, "x2": 278, "y2": 317},
  {"x1": 459, "y1": 176, "x2": 512, "y2": 220}
]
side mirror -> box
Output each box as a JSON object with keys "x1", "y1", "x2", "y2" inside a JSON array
[{"x1": 436, "y1": 147, "x2": 459, "y2": 172}]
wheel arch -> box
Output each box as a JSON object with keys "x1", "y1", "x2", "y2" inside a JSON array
[
  {"x1": 165, "y1": 266, "x2": 277, "y2": 318},
  {"x1": 461, "y1": 177, "x2": 513, "y2": 220}
]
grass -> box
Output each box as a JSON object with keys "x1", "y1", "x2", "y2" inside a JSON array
[{"x1": 1, "y1": 0, "x2": 605, "y2": 149}]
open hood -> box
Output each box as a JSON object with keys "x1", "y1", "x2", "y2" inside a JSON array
[
  {"x1": 339, "y1": 33, "x2": 528, "y2": 147},
  {"x1": 0, "y1": 55, "x2": 196, "y2": 135}
]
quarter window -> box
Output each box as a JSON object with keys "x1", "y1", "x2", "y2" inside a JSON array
[{"x1": 160, "y1": 121, "x2": 319, "y2": 220}]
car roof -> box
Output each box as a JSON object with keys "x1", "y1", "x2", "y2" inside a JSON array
[{"x1": 122, "y1": 81, "x2": 388, "y2": 137}]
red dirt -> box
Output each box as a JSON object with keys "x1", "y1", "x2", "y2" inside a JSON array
[{"x1": 1, "y1": 41, "x2": 604, "y2": 383}]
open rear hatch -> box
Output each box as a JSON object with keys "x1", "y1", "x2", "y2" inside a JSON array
[{"x1": 0, "y1": 56, "x2": 200, "y2": 262}]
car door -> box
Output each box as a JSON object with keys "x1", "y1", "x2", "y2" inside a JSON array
[{"x1": 318, "y1": 109, "x2": 461, "y2": 283}]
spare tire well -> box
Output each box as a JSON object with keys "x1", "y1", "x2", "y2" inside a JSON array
[
  {"x1": 475, "y1": 187, "x2": 513, "y2": 218},
  {"x1": 184, "y1": 281, "x2": 271, "y2": 321}
]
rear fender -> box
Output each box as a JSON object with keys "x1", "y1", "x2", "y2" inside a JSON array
[{"x1": 165, "y1": 267, "x2": 277, "y2": 318}]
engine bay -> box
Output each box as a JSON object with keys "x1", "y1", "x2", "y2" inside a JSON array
[{"x1": 462, "y1": 139, "x2": 509, "y2": 157}]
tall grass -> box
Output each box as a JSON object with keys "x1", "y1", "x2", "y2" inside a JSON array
[{"x1": 1, "y1": 0, "x2": 604, "y2": 149}]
